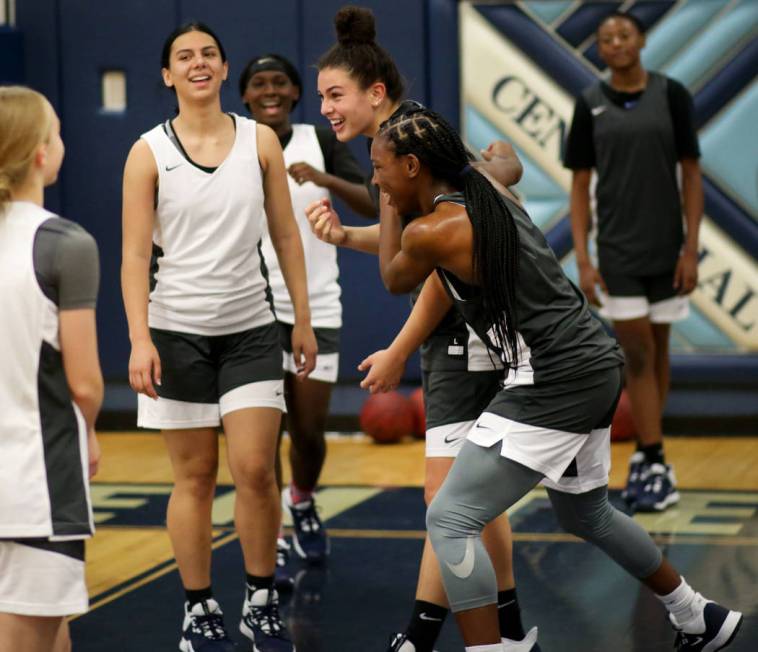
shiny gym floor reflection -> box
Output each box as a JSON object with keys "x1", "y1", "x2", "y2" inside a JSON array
[{"x1": 71, "y1": 434, "x2": 758, "y2": 651}]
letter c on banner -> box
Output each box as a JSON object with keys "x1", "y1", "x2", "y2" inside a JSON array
[{"x1": 492, "y1": 76, "x2": 531, "y2": 115}]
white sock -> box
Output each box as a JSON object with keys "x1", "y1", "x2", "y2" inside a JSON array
[
  {"x1": 465, "y1": 644, "x2": 504, "y2": 652},
  {"x1": 657, "y1": 577, "x2": 707, "y2": 630}
]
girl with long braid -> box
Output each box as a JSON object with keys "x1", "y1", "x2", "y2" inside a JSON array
[
  {"x1": 360, "y1": 105, "x2": 742, "y2": 652},
  {"x1": 305, "y1": 6, "x2": 537, "y2": 652}
]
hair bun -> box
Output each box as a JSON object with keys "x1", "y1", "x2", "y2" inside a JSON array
[{"x1": 335, "y1": 5, "x2": 376, "y2": 46}]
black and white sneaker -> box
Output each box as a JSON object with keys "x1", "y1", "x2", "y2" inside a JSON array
[
  {"x1": 672, "y1": 601, "x2": 743, "y2": 651},
  {"x1": 621, "y1": 451, "x2": 646, "y2": 506},
  {"x1": 283, "y1": 488, "x2": 329, "y2": 563},
  {"x1": 179, "y1": 598, "x2": 236, "y2": 652},
  {"x1": 636, "y1": 463, "x2": 680, "y2": 512},
  {"x1": 274, "y1": 537, "x2": 294, "y2": 592},
  {"x1": 240, "y1": 587, "x2": 294, "y2": 652}
]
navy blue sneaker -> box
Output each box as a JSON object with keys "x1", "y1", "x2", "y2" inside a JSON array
[
  {"x1": 283, "y1": 488, "x2": 329, "y2": 563},
  {"x1": 673, "y1": 601, "x2": 743, "y2": 651},
  {"x1": 240, "y1": 588, "x2": 294, "y2": 652},
  {"x1": 636, "y1": 463, "x2": 680, "y2": 512},
  {"x1": 621, "y1": 451, "x2": 646, "y2": 506},
  {"x1": 503, "y1": 625, "x2": 541, "y2": 651},
  {"x1": 274, "y1": 537, "x2": 294, "y2": 592},
  {"x1": 179, "y1": 598, "x2": 236, "y2": 651}
]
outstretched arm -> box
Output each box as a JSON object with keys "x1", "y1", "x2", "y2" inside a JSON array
[{"x1": 360, "y1": 272, "x2": 453, "y2": 393}]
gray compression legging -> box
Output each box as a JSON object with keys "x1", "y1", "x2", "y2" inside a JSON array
[{"x1": 426, "y1": 440, "x2": 663, "y2": 612}]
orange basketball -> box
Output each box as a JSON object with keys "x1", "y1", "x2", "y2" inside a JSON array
[
  {"x1": 409, "y1": 387, "x2": 426, "y2": 439},
  {"x1": 611, "y1": 389, "x2": 637, "y2": 442},
  {"x1": 360, "y1": 391, "x2": 415, "y2": 444}
]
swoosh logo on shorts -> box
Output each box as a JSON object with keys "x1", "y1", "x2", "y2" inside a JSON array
[
  {"x1": 445, "y1": 536, "x2": 476, "y2": 579},
  {"x1": 443, "y1": 433, "x2": 463, "y2": 444}
]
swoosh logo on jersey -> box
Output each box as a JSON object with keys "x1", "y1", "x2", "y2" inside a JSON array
[
  {"x1": 418, "y1": 612, "x2": 443, "y2": 622},
  {"x1": 591, "y1": 105, "x2": 607, "y2": 116},
  {"x1": 165, "y1": 163, "x2": 183, "y2": 171},
  {"x1": 474, "y1": 423, "x2": 495, "y2": 432},
  {"x1": 445, "y1": 536, "x2": 476, "y2": 579}
]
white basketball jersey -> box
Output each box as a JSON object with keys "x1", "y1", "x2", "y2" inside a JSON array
[
  {"x1": 260, "y1": 124, "x2": 341, "y2": 328},
  {"x1": 141, "y1": 114, "x2": 274, "y2": 335},
  {"x1": 0, "y1": 202, "x2": 93, "y2": 539}
]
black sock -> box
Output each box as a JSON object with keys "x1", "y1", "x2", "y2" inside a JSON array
[
  {"x1": 498, "y1": 588, "x2": 526, "y2": 641},
  {"x1": 185, "y1": 586, "x2": 213, "y2": 608},
  {"x1": 405, "y1": 600, "x2": 447, "y2": 652},
  {"x1": 245, "y1": 573, "x2": 274, "y2": 601},
  {"x1": 640, "y1": 443, "x2": 665, "y2": 465}
]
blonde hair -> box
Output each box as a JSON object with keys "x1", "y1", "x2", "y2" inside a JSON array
[{"x1": 0, "y1": 86, "x2": 53, "y2": 214}]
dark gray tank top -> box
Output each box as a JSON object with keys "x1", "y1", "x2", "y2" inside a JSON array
[
  {"x1": 435, "y1": 193, "x2": 623, "y2": 385},
  {"x1": 585, "y1": 72, "x2": 683, "y2": 276}
]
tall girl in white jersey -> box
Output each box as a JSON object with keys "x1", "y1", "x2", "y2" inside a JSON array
[
  {"x1": 238, "y1": 53, "x2": 373, "y2": 574},
  {"x1": 121, "y1": 23, "x2": 316, "y2": 652},
  {"x1": 305, "y1": 7, "x2": 537, "y2": 652},
  {"x1": 0, "y1": 86, "x2": 103, "y2": 652}
]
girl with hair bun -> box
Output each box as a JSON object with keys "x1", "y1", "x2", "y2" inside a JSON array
[
  {"x1": 239, "y1": 51, "x2": 373, "y2": 577},
  {"x1": 362, "y1": 104, "x2": 742, "y2": 652},
  {"x1": 0, "y1": 86, "x2": 103, "y2": 652},
  {"x1": 121, "y1": 22, "x2": 316, "y2": 652},
  {"x1": 306, "y1": 6, "x2": 538, "y2": 652}
]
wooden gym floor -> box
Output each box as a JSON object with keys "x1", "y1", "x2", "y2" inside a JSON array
[{"x1": 70, "y1": 432, "x2": 758, "y2": 651}]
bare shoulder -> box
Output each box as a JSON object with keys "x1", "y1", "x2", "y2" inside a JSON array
[
  {"x1": 402, "y1": 203, "x2": 469, "y2": 257},
  {"x1": 124, "y1": 138, "x2": 157, "y2": 180}
]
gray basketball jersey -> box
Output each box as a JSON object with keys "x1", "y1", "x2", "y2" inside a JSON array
[
  {"x1": 434, "y1": 193, "x2": 623, "y2": 387},
  {"x1": 585, "y1": 72, "x2": 683, "y2": 275},
  {"x1": 0, "y1": 202, "x2": 96, "y2": 540}
]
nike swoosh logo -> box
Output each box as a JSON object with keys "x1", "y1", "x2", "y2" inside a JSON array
[
  {"x1": 275, "y1": 391, "x2": 284, "y2": 397},
  {"x1": 418, "y1": 612, "x2": 443, "y2": 622},
  {"x1": 165, "y1": 163, "x2": 182, "y2": 171},
  {"x1": 591, "y1": 106, "x2": 607, "y2": 116},
  {"x1": 498, "y1": 599, "x2": 515, "y2": 609},
  {"x1": 445, "y1": 536, "x2": 476, "y2": 579},
  {"x1": 443, "y1": 433, "x2": 462, "y2": 444},
  {"x1": 474, "y1": 423, "x2": 495, "y2": 432}
]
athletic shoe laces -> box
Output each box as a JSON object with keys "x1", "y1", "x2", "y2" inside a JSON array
[
  {"x1": 190, "y1": 611, "x2": 229, "y2": 641},
  {"x1": 295, "y1": 502, "x2": 322, "y2": 533},
  {"x1": 248, "y1": 593, "x2": 287, "y2": 638}
]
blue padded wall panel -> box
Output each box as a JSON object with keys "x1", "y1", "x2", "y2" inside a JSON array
[
  {"x1": 58, "y1": 0, "x2": 178, "y2": 379},
  {"x1": 15, "y1": 0, "x2": 62, "y2": 212}
]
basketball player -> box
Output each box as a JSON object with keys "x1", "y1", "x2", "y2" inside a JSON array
[
  {"x1": 239, "y1": 53, "x2": 373, "y2": 575},
  {"x1": 306, "y1": 7, "x2": 538, "y2": 652},
  {"x1": 565, "y1": 11, "x2": 703, "y2": 513},
  {"x1": 121, "y1": 24, "x2": 316, "y2": 652},
  {"x1": 0, "y1": 86, "x2": 103, "y2": 652},
  {"x1": 360, "y1": 104, "x2": 742, "y2": 652}
]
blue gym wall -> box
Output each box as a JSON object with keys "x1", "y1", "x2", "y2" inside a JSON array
[
  {"x1": 5, "y1": 0, "x2": 756, "y2": 393},
  {"x1": 10, "y1": 0, "x2": 461, "y2": 383}
]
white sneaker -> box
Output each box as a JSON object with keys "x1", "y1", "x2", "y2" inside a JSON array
[{"x1": 503, "y1": 626, "x2": 540, "y2": 651}]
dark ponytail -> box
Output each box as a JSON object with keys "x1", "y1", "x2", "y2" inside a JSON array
[
  {"x1": 317, "y1": 5, "x2": 405, "y2": 102},
  {"x1": 377, "y1": 108, "x2": 521, "y2": 368}
]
